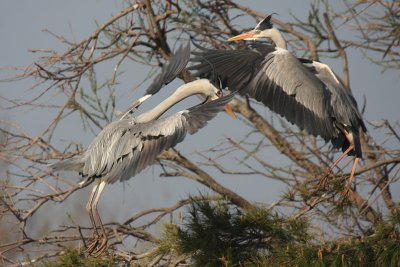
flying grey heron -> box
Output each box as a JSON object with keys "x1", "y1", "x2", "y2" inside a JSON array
[
  {"x1": 49, "y1": 40, "x2": 235, "y2": 255},
  {"x1": 189, "y1": 14, "x2": 366, "y2": 193}
]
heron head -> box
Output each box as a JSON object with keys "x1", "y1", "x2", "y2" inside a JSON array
[
  {"x1": 206, "y1": 81, "x2": 222, "y2": 101},
  {"x1": 208, "y1": 83, "x2": 236, "y2": 119},
  {"x1": 228, "y1": 14, "x2": 276, "y2": 42}
]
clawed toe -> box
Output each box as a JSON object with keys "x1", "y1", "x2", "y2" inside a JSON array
[
  {"x1": 341, "y1": 184, "x2": 352, "y2": 197},
  {"x1": 85, "y1": 181, "x2": 108, "y2": 257},
  {"x1": 85, "y1": 235, "x2": 100, "y2": 255},
  {"x1": 94, "y1": 236, "x2": 108, "y2": 256},
  {"x1": 316, "y1": 169, "x2": 331, "y2": 191},
  {"x1": 85, "y1": 233, "x2": 108, "y2": 256}
]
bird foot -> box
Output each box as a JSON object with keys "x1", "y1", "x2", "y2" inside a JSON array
[
  {"x1": 85, "y1": 234, "x2": 100, "y2": 255},
  {"x1": 317, "y1": 169, "x2": 331, "y2": 190},
  {"x1": 94, "y1": 235, "x2": 108, "y2": 256},
  {"x1": 341, "y1": 184, "x2": 352, "y2": 198}
]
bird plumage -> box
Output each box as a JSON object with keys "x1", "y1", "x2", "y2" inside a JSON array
[
  {"x1": 189, "y1": 42, "x2": 365, "y2": 157},
  {"x1": 145, "y1": 41, "x2": 191, "y2": 95},
  {"x1": 120, "y1": 41, "x2": 191, "y2": 120},
  {"x1": 48, "y1": 40, "x2": 235, "y2": 255},
  {"x1": 50, "y1": 91, "x2": 233, "y2": 184}
]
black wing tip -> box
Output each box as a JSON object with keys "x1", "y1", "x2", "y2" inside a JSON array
[
  {"x1": 187, "y1": 91, "x2": 236, "y2": 113},
  {"x1": 190, "y1": 40, "x2": 211, "y2": 52},
  {"x1": 145, "y1": 40, "x2": 191, "y2": 95},
  {"x1": 177, "y1": 39, "x2": 191, "y2": 57}
]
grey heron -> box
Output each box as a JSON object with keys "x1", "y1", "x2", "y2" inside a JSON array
[
  {"x1": 189, "y1": 14, "x2": 366, "y2": 193},
  {"x1": 50, "y1": 79, "x2": 234, "y2": 255},
  {"x1": 49, "y1": 40, "x2": 235, "y2": 255}
]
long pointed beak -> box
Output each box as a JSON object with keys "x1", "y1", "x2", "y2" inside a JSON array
[
  {"x1": 228, "y1": 30, "x2": 256, "y2": 42},
  {"x1": 224, "y1": 103, "x2": 236, "y2": 119}
]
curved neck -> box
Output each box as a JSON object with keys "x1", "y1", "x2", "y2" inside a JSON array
[
  {"x1": 263, "y1": 28, "x2": 287, "y2": 49},
  {"x1": 135, "y1": 79, "x2": 212, "y2": 123}
]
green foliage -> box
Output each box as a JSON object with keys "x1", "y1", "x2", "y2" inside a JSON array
[
  {"x1": 159, "y1": 199, "x2": 309, "y2": 266},
  {"x1": 250, "y1": 229, "x2": 400, "y2": 267},
  {"x1": 158, "y1": 199, "x2": 400, "y2": 266},
  {"x1": 38, "y1": 248, "x2": 117, "y2": 267},
  {"x1": 33, "y1": 203, "x2": 400, "y2": 266},
  {"x1": 247, "y1": 212, "x2": 400, "y2": 266}
]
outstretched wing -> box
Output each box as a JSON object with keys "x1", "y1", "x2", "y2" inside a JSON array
[
  {"x1": 119, "y1": 41, "x2": 191, "y2": 120},
  {"x1": 145, "y1": 41, "x2": 191, "y2": 95},
  {"x1": 81, "y1": 93, "x2": 234, "y2": 183},
  {"x1": 189, "y1": 44, "x2": 337, "y2": 141},
  {"x1": 48, "y1": 157, "x2": 85, "y2": 172},
  {"x1": 301, "y1": 60, "x2": 366, "y2": 156},
  {"x1": 189, "y1": 44, "x2": 270, "y2": 90},
  {"x1": 303, "y1": 60, "x2": 366, "y2": 132}
]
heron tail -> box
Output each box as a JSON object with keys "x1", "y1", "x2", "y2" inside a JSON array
[{"x1": 48, "y1": 157, "x2": 84, "y2": 172}]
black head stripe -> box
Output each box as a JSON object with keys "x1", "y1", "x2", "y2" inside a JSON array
[{"x1": 255, "y1": 14, "x2": 274, "y2": 31}]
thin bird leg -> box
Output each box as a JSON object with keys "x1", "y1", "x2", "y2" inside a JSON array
[
  {"x1": 342, "y1": 157, "x2": 359, "y2": 196},
  {"x1": 85, "y1": 181, "x2": 101, "y2": 254},
  {"x1": 319, "y1": 145, "x2": 353, "y2": 189},
  {"x1": 92, "y1": 180, "x2": 108, "y2": 256},
  {"x1": 319, "y1": 130, "x2": 354, "y2": 188},
  {"x1": 327, "y1": 145, "x2": 354, "y2": 173}
]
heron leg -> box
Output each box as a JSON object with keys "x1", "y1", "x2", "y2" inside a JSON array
[
  {"x1": 319, "y1": 145, "x2": 353, "y2": 188},
  {"x1": 327, "y1": 145, "x2": 353, "y2": 173},
  {"x1": 92, "y1": 180, "x2": 108, "y2": 256},
  {"x1": 85, "y1": 181, "x2": 101, "y2": 254},
  {"x1": 320, "y1": 130, "x2": 354, "y2": 188},
  {"x1": 342, "y1": 157, "x2": 359, "y2": 196}
]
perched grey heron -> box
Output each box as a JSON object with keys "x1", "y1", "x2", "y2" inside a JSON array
[
  {"x1": 50, "y1": 41, "x2": 235, "y2": 255},
  {"x1": 50, "y1": 79, "x2": 234, "y2": 254},
  {"x1": 189, "y1": 15, "x2": 366, "y2": 193}
]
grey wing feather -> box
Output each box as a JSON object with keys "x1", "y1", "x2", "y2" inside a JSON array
[
  {"x1": 145, "y1": 41, "x2": 191, "y2": 95},
  {"x1": 258, "y1": 49, "x2": 337, "y2": 140},
  {"x1": 189, "y1": 44, "x2": 269, "y2": 90},
  {"x1": 184, "y1": 93, "x2": 235, "y2": 134},
  {"x1": 48, "y1": 157, "x2": 85, "y2": 172},
  {"x1": 68, "y1": 94, "x2": 232, "y2": 184},
  {"x1": 310, "y1": 62, "x2": 366, "y2": 131},
  {"x1": 308, "y1": 62, "x2": 366, "y2": 157},
  {"x1": 190, "y1": 45, "x2": 337, "y2": 140}
]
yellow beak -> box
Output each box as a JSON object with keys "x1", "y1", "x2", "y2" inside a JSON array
[
  {"x1": 224, "y1": 103, "x2": 237, "y2": 119},
  {"x1": 228, "y1": 30, "x2": 256, "y2": 42}
]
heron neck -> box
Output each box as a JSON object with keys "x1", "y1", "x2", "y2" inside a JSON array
[
  {"x1": 266, "y1": 28, "x2": 287, "y2": 49},
  {"x1": 135, "y1": 80, "x2": 208, "y2": 123}
]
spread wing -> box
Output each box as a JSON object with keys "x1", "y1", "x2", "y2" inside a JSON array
[
  {"x1": 189, "y1": 44, "x2": 269, "y2": 90},
  {"x1": 301, "y1": 60, "x2": 366, "y2": 156},
  {"x1": 61, "y1": 93, "x2": 234, "y2": 183},
  {"x1": 145, "y1": 41, "x2": 191, "y2": 95},
  {"x1": 119, "y1": 41, "x2": 191, "y2": 121},
  {"x1": 189, "y1": 45, "x2": 337, "y2": 140},
  {"x1": 302, "y1": 60, "x2": 366, "y2": 132}
]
